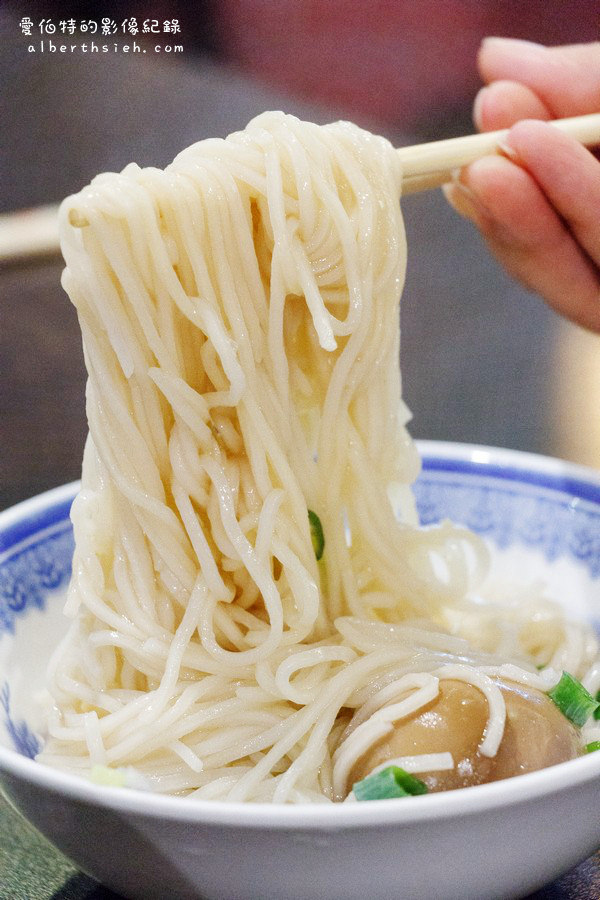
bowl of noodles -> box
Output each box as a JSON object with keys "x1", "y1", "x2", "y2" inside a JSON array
[
  {"x1": 2, "y1": 112, "x2": 600, "y2": 899},
  {"x1": 1, "y1": 442, "x2": 600, "y2": 900}
]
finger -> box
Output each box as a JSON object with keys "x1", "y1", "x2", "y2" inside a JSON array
[
  {"x1": 477, "y1": 39, "x2": 600, "y2": 118},
  {"x1": 505, "y1": 119, "x2": 600, "y2": 266},
  {"x1": 444, "y1": 155, "x2": 600, "y2": 331},
  {"x1": 473, "y1": 80, "x2": 552, "y2": 132}
]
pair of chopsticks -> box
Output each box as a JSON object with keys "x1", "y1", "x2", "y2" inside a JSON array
[{"x1": 2, "y1": 114, "x2": 600, "y2": 263}]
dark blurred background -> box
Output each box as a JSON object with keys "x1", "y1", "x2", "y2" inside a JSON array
[
  {"x1": 2, "y1": 4, "x2": 600, "y2": 897},
  {"x1": 1, "y1": 0, "x2": 600, "y2": 512}
]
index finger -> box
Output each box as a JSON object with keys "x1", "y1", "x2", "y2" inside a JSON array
[
  {"x1": 478, "y1": 40, "x2": 600, "y2": 119},
  {"x1": 505, "y1": 118, "x2": 600, "y2": 265},
  {"x1": 474, "y1": 80, "x2": 552, "y2": 132}
]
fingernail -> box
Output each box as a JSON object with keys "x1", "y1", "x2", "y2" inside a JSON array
[
  {"x1": 442, "y1": 179, "x2": 488, "y2": 225},
  {"x1": 473, "y1": 87, "x2": 488, "y2": 131},
  {"x1": 498, "y1": 140, "x2": 520, "y2": 162}
]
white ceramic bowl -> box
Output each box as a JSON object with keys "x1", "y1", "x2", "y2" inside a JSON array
[{"x1": 1, "y1": 441, "x2": 600, "y2": 900}]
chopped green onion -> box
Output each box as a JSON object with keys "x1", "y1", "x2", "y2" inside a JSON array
[
  {"x1": 308, "y1": 509, "x2": 325, "y2": 560},
  {"x1": 585, "y1": 741, "x2": 600, "y2": 753},
  {"x1": 548, "y1": 672, "x2": 599, "y2": 727},
  {"x1": 594, "y1": 690, "x2": 600, "y2": 720},
  {"x1": 90, "y1": 765, "x2": 127, "y2": 787},
  {"x1": 353, "y1": 766, "x2": 428, "y2": 802}
]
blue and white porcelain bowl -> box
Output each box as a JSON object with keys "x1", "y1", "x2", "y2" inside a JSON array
[{"x1": 1, "y1": 442, "x2": 600, "y2": 900}]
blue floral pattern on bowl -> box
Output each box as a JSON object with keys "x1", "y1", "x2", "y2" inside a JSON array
[
  {"x1": 0, "y1": 524, "x2": 73, "y2": 635},
  {"x1": 0, "y1": 682, "x2": 40, "y2": 759}
]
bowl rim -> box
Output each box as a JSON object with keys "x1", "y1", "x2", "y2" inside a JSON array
[
  {"x1": 418, "y1": 439, "x2": 600, "y2": 499},
  {"x1": 2, "y1": 440, "x2": 600, "y2": 829}
]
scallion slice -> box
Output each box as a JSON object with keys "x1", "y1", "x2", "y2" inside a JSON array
[
  {"x1": 352, "y1": 766, "x2": 428, "y2": 802},
  {"x1": 90, "y1": 765, "x2": 127, "y2": 787},
  {"x1": 547, "y1": 672, "x2": 599, "y2": 727},
  {"x1": 594, "y1": 690, "x2": 600, "y2": 720},
  {"x1": 308, "y1": 509, "x2": 325, "y2": 560},
  {"x1": 585, "y1": 741, "x2": 600, "y2": 753}
]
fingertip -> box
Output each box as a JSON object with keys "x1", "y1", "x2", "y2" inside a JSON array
[
  {"x1": 461, "y1": 154, "x2": 519, "y2": 202},
  {"x1": 503, "y1": 118, "x2": 576, "y2": 166},
  {"x1": 506, "y1": 117, "x2": 552, "y2": 143},
  {"x1": 458, "y1": 154, "x2": 549, "y2": 245},
  {"x1": 473, "y1": 82, "x2": 552, "y2": 133},
  {"x1": 443, "y1": 181, "x2": 487, "y2": 227},
  {"x1": 443, "y1": 157, "x2": 517, "y2": 233},
  {"x1": 480, "y1": 37, "x2": 545, "y2": 52},
  {"x1": 478, "y1": 36, "x2": 547, "y2": 84}
]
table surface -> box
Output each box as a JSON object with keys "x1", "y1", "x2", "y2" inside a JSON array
[{"x1": 1, "y1": 7, "x2": 599, "y2": 898}]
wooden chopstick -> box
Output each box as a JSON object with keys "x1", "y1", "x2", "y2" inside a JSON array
[
  {"x1": 3, "y1": 113, "x2": 600, "y2": 262},
  {"x1": 0, "y1": 203, "x2": 61, "y2": 264},
  {"x1": 399, "y1": 113, "x2": 600, "y2": 195}
]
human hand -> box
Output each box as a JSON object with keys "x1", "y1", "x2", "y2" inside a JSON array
[{"x1": 444, "y1": 39, "x2": 600, "y2": 331}]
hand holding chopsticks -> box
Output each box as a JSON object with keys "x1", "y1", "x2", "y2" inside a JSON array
[{"x1": 398, "y1": 113, "x2": 600, "y2": 195}]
